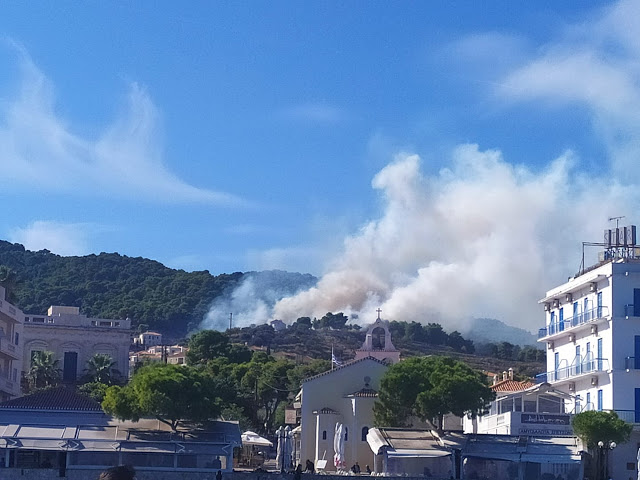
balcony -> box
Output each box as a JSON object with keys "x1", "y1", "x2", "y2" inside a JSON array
[
  {"x1": 536, "y1": 357, "x2": 609, "y2": 384},
  {"x1": 0, "y1": 373, "x2": 19, "y2": 397},
  {"x1": 612, "y1": 410, "x2": 640, "y2": 423},
  {"x1": 538, "y1": 306, "x2": 609, "y2": 339},
  {"x1": 0, "y1": 337, "x2": 20, "y2": 360}
]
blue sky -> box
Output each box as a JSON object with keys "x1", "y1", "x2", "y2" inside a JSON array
[{"x1": 2, "y1": 1, "x2": 640, "y2": 330}]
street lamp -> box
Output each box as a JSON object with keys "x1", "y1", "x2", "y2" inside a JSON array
[{"x1": 597, "y1": 440, "x2": 617, "y2": 480}]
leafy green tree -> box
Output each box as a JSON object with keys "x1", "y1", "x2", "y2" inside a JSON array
[
  {"x1": 186, "y1": 330, "x2": 231, "y2": 365},
  {"x1": 78, "y1": 381, "x2": 110, "y2": 402},
  {"x1": 374, "y1": 356, "x2": 495, "y2": 432},
  {"x1": 85, "y1": 353, "x2": 120, "y2": 385},
  {"x1": 294, "y1": 317, "x2": 312, "y2": 330},
  {"x1": 27, "y1": 351, "x2": 61, "y2": 391},
  {"x1": 572, "y1": 410, "x2": 632, "y2": 449},
  {"x1": 0, "y1": 265, "x2": 20, "y2": 303},
  {"x1": 102, "y1": 364, "x2": 222, "y2": 431},
  {"x1": 315, "y1": 312, "x2": 348, "y2": 330}
]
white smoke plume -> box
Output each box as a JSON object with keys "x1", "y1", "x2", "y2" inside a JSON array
[{"x1": 272, "y1": 146, "x2": 633, "y2": 331}]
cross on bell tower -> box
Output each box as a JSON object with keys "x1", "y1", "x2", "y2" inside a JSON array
[{"x1": 376, "y1": 308, "x2": 382, "y2": 320}]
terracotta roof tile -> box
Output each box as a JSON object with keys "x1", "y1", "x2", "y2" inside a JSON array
[
  {"x1": 0, "y1": 387, "x2": 103, "y2": 412},
  {"x1": 491, "y1": 380, "x2": 535, "y2": 392}
]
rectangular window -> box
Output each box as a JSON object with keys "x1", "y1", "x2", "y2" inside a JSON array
[
  {"x1": 586, "y1": 392, "x2": 591, "y2": 410},
  {"x1": 30, "y1": 350, "x2": 42, "y2": 366},
  {"x1": 559, "y1": 307, "x2": 564, "y2": 331},
  {"x1": 14, "y1": 332, "x2": 18, "y2": 345},
  {"x1": 575, "y1": 345, "x2": 581, "y2": 375},
  {"x1": 597, "y1": 389, "x2": 603, "y2": 411},
  {"x1": 573, "y1": 301, "x2": 578, "y2": 326},
  {"x1": 575, "y1": 395, "x2": 581, "y2": 413}
]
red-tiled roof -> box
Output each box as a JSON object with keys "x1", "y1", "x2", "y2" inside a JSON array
[
  {"x1": 491, "y1": 379, "x2": 535, "y2": 392},
  {"x1": 0, "y1": 387, "x2": 103, "y2": 412}
]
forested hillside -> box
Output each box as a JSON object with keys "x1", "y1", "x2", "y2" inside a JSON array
[{"x1": 0, "y1": 241, "x2": 316, "y2": 336}]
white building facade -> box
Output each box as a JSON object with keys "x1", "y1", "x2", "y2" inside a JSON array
[
  {"x1": 0, "y1": 286, "x2": 23, "y2": 401},
  {"x1": 537, "y1": 225, "x2": 640, "y2": 480},
  {"x1": 22, "y1": 306, "x2": 131, "y2": 383}
]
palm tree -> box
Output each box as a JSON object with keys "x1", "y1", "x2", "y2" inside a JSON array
[
  {"x1": 28, "y1": 351, "x2": 61, "y2": 390},
  {"x1": 85, "y1": 353, "x2": 119, "y2": 385}
]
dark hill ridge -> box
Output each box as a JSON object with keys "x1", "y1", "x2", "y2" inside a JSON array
[
  {"x1": 0, "y1": 240, "x2": 316, "y2": 336},
  {"x1": 0, "y1": 240, "x2": 540, "y2": 355}
]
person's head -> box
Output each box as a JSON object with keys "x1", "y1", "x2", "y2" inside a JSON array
[{"x1": 98, "y1": 465, "x2": 136, "y2": 480}]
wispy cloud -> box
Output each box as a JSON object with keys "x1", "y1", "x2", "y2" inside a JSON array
[
  {"x1": 279, "y1": 102, "x2": 347, "y2": 124},
  {"x1": 7, "y1": 220, "x2": 99, "y2": 256},
  {"x1": 0, "y1": 42, "x2": 246, "y2": 206},
  {"x1": 495, "y1": 0, "x2": 640, "y2": 180}
]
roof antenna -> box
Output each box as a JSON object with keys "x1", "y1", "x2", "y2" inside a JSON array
[{"x1": 609, "y1": 216, "x2": 625, "y2": 230}]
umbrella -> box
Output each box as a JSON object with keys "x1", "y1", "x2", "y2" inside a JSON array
[
  {"x1": 241, "y1": 431, "x2": 273, "y2": 447},
  {"x1": 333, "y1": 422, "x2": 345, "y2": 470},
  {"x1": 284, "y1": 426, "x2": 293, "y2": 470},
  {"x1": 275, "y1": 426, "x2": 293, "y2": 472},
  {"x1": 275, "y1": 427, "x2": 284, "y2": 471}
]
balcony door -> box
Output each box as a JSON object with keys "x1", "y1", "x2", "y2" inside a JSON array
[
  {"x1": 597, "y1": 292, "x2": 603, "y2": 318},
  {"x1": 635, "y1": 336, "x2": 640, "y2": 370},
  {"x1": 635, "y1": 289, "x2": 640, "y2": 316},
  {"x1": 636, "y1": 388, "x2": 640, "y2": 423},
  {"x1": 597, "y1": 338, "x2": 603, "y2": 371}
]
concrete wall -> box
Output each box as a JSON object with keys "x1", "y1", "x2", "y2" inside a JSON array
[{"x1": 1, "y1": 470, "x2": 434, "y2": 480}]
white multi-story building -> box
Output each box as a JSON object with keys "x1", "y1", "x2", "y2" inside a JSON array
[
  {"x1": 537, "y1": 224, "x2": 640, "y2": 479},
  {"x1": 0, "y1": 286, "x2": 23, "y2": 401}
]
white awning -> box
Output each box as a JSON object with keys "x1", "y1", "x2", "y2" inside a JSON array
[
  {"x1": 387, "y1": 449, "x2": 451, "y2": 458},
  {"x1": 521, "y1": 454, "x2": 581, "y2": 464},
  {"x1": 241, "y1": 431, "x2": 272, "y2": 447}
]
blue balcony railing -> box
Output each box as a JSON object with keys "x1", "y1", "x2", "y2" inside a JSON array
[
  {"x1": 535, "y1": 357, "x2": 609, "y2": 383},
  {"x1": 538, "y1": 306, "x2": 609, "y2": 338}
]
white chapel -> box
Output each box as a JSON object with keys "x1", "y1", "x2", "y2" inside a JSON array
[{"x1": 297, "y1": 315, "x2": 400, "y2": 471}]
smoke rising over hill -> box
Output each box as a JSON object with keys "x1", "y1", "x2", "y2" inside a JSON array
[{"x1": 272, "y1": 145, "x2": 633, "y2": 332}]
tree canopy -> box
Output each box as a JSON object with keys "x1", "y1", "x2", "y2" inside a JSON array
[
  {"x1": 102, "y1": 364, "x2": 222, "y2": 430},
  {"x1": 374, "y1": 356, "x2": 495, "y2": 431},
  {"x1": 572, "y1": 410, "x2": 632, "y2": 450}
]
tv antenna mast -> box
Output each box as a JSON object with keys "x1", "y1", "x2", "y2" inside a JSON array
[{"x1": 609, "y1": 216, "x2": 625, "y2": 230}]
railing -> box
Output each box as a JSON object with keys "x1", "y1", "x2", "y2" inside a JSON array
[
  {"x1": 0, "y1": 338, "x2": 19, "y2": 359},
  {"x1": 611, "y1": 410, "x2": 640, "y2": 423},
  {"x1": 538, "y1": 306, "x2": 609, "y2": 338},
  {"x1": 625, "y1": 356, "x2": 640, "y2": 370},
  {"x1": 536, "y1": 357, "x2": 609, "y2": 383},
  {"x1": 0, "y1": 373, "x2": 16, "y2": 394}
]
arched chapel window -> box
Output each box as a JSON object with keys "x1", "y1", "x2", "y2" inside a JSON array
[
  {"x1": 361, "y1": 427, "x2": 369, "y2": 441},
  {"x1": 322, "y1": 431, "x2": 327, "y2": 440},
  {"x1": 344, "y1": 427, "x2": 348, "y2": 442}
]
